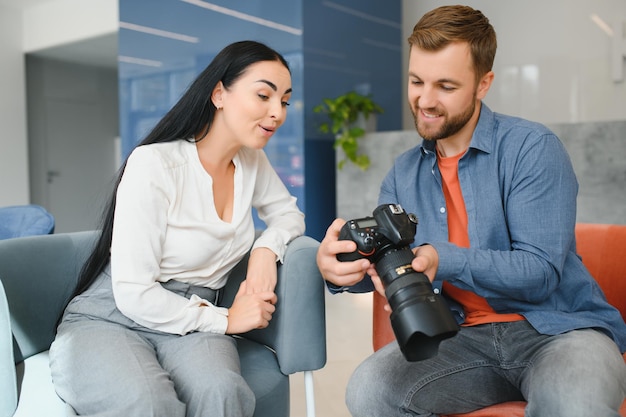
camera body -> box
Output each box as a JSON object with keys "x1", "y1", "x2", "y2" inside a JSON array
[
  {"x1": 338, "y1": 204, "x2": 458, "y2": 361},
  {"x1": 338, "y1": 203, "x2": 418, "y2": 263}
]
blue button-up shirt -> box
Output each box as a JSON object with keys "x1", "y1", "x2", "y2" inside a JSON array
[{"x1": 345, "y1": 103, "x2": 626, "y2": 352}]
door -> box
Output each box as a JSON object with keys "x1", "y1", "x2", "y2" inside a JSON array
[{"x1": 44, "y1": 98, "x2": 117, "y2": 232}]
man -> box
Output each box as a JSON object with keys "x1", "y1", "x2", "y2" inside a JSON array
[{"x1": 317, "y1": 5, "x2": 626, "y2": 417}]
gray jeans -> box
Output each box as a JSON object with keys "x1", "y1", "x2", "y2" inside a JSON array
[
  {"x1": 49, "y1": 268, "x2": 255, "y2": 417},
  {"x1": 346, "y1": 321, "x2": 626, "y2": 417}
]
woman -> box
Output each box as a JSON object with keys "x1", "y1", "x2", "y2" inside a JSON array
[{"x1": 49, "y1": 40, "x2": 305, "y2": 417}]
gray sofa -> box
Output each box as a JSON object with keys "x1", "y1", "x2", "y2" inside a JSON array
[{"x1": 0, "y1": 231, "x2": 326, "y2": 417}]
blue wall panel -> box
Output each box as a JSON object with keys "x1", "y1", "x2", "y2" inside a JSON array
[
  {"x1": 302, "y1": 1, "x2": 402, "y2": 239},
  {"x1": 303, "y1": 0, "x2": 402, "y2": 135}
]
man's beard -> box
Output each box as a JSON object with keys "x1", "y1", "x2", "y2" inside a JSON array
[{"x1": 412, "y1": 99, "x2": 475, "y2": 141}]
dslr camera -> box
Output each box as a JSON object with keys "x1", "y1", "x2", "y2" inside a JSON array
[{"x1": 338, "y1": 203, "x2": 458, "y2": 361}]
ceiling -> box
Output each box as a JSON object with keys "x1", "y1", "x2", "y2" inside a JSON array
[
  {"x1": 0, "y1": 0, "x2": 53, "y2": 6},
  {"x1": 0, "y1": 0, "x2": 118, "y2": 69},
  {"x1": 30, "y1": 33, "x2": 118, "y2": 69}
]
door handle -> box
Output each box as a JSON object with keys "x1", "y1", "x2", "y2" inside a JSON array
[{"x1": 47, "y1": 170, "x2": 61, "y2": 184}]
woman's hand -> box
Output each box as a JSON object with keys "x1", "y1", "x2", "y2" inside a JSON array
[
  {"x1": 226, "y1": 280, "x2": 277, "y2": 334},
  {"x1": 245, "y1": 247, "x2": 278, "y2": 294}
]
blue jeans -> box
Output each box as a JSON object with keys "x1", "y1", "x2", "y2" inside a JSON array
[{"x1": 346, "y1": 321, "x2": 626, "y2": 417}]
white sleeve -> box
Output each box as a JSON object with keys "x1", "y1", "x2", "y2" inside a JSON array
[
  {"x1": 252, "y1": 151, "x2": 305, "y2": 262},
  {"x1": 110, "y1": 146, "x2": 228, "y2": 335}
]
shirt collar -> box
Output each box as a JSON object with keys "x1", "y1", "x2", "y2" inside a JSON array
[{"x1": 470, "y1": 102, "x2": 494, "y2": 154}]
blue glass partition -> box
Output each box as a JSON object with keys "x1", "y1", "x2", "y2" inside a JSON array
[{"x1": 119, "y1": 0, "x2": 401, "y2": 237}]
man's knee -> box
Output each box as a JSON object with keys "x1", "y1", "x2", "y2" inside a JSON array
[
  {"x1": 526, "y1": 329, "x2": 626, "y2": 417},
  {"x1": 531, "y1": 329, "x2": 624, "y2": 383},
  {"x1": 345, "y1": 354, "x2": 400, "y2": 417},
  {"x1": 345, "y1": 365, "x2": 377, "y2": 417}
]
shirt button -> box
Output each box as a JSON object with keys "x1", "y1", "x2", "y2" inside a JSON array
[
  {"x1": 439, "y1": 207, "x2": 446, "y2": 214},
  {"x1": 433, "y1": 288, "x2": 440, "y2": 294}
]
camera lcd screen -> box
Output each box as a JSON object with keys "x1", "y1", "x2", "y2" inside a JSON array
[{"x1": 356, "y1": 218, "x2": 378, "y2": 228}]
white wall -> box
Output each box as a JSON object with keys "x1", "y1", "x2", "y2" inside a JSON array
[
  {"x1": 401, "y1": 0, "x2": 626, "y2": 129},
  {"x1": 0, "y1": 0, "x2": 117, "y2": 207},
  {"x1": 23, "y1": 0, "x2": 118, "y2": 53},
  {"x1": 0, "y1": 6, "x2": 30, "y2": 206}
]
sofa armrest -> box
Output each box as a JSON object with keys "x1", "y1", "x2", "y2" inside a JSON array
[
  {"x1": 221, "y1": 236, "x2": 327, "y2": 375},
  {"x1": 0, "y1": 231, "x2": 98, "y2": 417},
  {"x1": 0, "y1": 280, "x2": 18, "y2": 417},
  {"x1": 0, "y1": 231, "x2": 98, "y2": 363}
]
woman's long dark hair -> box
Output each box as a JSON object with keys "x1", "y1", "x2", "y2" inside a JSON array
[{"x1": 68, "y1": 40, "x2": 290, "y2": 301}]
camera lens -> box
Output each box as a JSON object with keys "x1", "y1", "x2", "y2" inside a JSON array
[{"x1": 374, "y1": 247, "x2": 458, "y2": 361}]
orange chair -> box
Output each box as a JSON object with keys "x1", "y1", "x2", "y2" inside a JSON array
[{"x1": 372, "y1": 223, "x2": 626, "y2": 417}]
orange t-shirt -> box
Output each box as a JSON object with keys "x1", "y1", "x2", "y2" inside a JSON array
[{"x1": 438, "y1": 149, "x2": 524, "y2": 326}]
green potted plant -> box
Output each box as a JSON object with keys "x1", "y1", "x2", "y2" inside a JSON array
[{"x1": 313, "y1": 91, "x2": 383, "y2": 170}]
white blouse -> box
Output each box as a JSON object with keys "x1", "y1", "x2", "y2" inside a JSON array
[{"x1": 110, "y1": 140, "x2": 305, "y2": 335}]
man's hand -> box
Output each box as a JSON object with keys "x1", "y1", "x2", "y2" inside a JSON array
[
  {"x1": 316, "y1": 218, "x2": 371, "y2": 286},
  {"x1": 412, "y1": 244, "x2": 439, "y2": 282},
  {"x1": 371, "y1": 244, "x2": 440, "y2": 313},
  {"x1": 368, "y1": 265, "x2": 389, "y2": 311}
]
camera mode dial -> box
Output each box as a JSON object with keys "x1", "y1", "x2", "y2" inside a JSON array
[
  {"x1": 337, "y1": 218, "x2": 380, "y2": 261},
  {"x1": 356, "y1": 229, "x2": 378, "y2": 254}
]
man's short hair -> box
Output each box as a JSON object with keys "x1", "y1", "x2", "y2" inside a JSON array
[{"x1": 408, "y1": 5, "x2": 497, "y2": 81}]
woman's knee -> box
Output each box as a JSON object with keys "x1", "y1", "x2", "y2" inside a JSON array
[
  {"x1": 182, "y1": 369, "x2": 255, "y2": 417},
  {"x1": 216, "y1": 370, "x2": 255, "y2": 410},
  {"x1": 121, "y1": 385, "x2": 186, "y2": 417},
  {"x1": 50, "y1": 321, "x2": 186, "y2": 417},
  {"x1": 56, "y1": 372, "x2": 185, "y2": 417}
]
